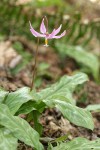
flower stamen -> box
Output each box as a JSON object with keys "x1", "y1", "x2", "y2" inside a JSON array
[
  {"x1": 44, "y1": 38, "x2": 49, "y2": 47},
  {"x1": 45, "y1": 38, "x2": 48, "y2": 45}
]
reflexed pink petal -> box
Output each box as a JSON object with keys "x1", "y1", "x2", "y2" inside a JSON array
[
  {"x1": 29, "y1": 21, "x2": 46, "y2": 37},
  {"x1": 47, "y1": 29, "x2": 56, "y2": 39},
  {"x1": 53, "y1": 24, "x2": 62, "y2": 36},
  {"x1": 53, "y1": 30, "x2": 66, "y2": 39},
  {"x1": 40, "y1": 18, "x2": 46, "y2": 34}
]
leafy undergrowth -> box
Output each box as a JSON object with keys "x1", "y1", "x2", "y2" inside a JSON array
[
  {"x1": 55, "y1": 42, "x2": 100, "y2": 82},
  {"x1": 0, "y1": 1, "x2": 100, "y2": 148},
  {"x1": 0, "y1": 70, "x2": 100, "y2": 150},
  {"x1": 0, "y1": 41, "x2": 100, "y2": 150}
]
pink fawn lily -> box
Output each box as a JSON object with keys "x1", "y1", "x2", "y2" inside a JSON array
[{"x1": 29, "y1": 17, "x2": 66, "y2": 47}]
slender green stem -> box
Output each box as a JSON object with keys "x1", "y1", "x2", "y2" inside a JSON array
[
  {"x1": 99, "y1": 39, "x2": 100, "y2": 83},
  {"x1": 30, "y1": 38, "x2": 39, "y2": 91}
]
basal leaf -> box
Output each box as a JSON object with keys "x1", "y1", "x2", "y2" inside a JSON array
[
  {"x1": 17, "y1": 101, "x2": 46, "y2": 115},
  {"x1": 4, "y1": 87, "x2": 33, "y2": 115},
  {"x1": 35, "y1": 73, "x2": 88, "y2": 107},
  {"x1": 55, "y1": 100, "x2": 94, "y2": 130},
  {"x1": 32, "y1": 110, "x2": 43, "y2": 135},
  {"x1": 1, "y1": 73, "x2": 88, "y2": 117},
  {"x1": 50, "y1": 137, "x2": 100, "y2": 150},
  {"x1": 0, "y1": 89, "x2": 9, "y2": 103},
  {"x1": 0, "y1": 128, "x2": 18, "y2": 150},
  {"x1": 0, "y1": 104, "x2": 43, "y2": 150},
  {"x1": 17, "y1": 101, "x2": 36, "y2": 115},
  {"x1": 55, "y1": 42, "x2": 99, "y2": 80},
  {"x1": 33, "y1": 73, "x2": 93, "y2": 130},
  {"x1": 86, "y1": 104, "x2": 100, "y2": 112}
]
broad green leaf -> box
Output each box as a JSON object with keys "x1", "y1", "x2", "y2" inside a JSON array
[
  {"x1": 0, "y1": 104, "x2": 43, "y2": 150},
  {"x1": 34, "y1": 73, "x2": 93, "y2": 130},
  {"x1": 0, "y1": 89, "x2": 9, "y2": 103},
  {"x1": 35, "y1": 73, "x2": 88, "y2": 107},
  {"x1": 4, "y1": 87, "x2": 33, "y2": 115},
  {"x1": 17, "y1": 101, "x2": 46, "y2": 115},
  {"x1": 55, "y1": 43, "x2": 99, "y2": 80},
  {"x1": 17, "y1": 101, "x2": 36, "y2": 115},
  {"x1": 55, "y1": 100, "x2": 94, "y2": 130},
  {"x1": 86, "y1": 104, "x2": 100, "y2": 112},
  {"x1": 1, "y1": 73, "x2": 88, "y2": 117},
  {"x1": 32, "y1": 110, "x2": 43, "y2": 135},
  {"x1": 49, "y1": 137, "x2": 100, "y2": 150},
  {"x1": 0, "y1": 128, "x2": 18, "y2": 150}
]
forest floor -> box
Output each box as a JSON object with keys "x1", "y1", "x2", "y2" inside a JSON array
[
  {"x1": 0, "y1": 0, "x2": 100, "y2": 149},
  {"x1": 0, "y1": 39, "x2": 100, "y2": 150}
]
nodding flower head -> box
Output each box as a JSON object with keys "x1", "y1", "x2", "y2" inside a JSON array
[{"x1": 29, "y1": 16, "x2": 66, "y2": 47}]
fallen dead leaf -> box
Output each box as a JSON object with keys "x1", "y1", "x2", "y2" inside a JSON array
[{"x1": 0, "y1": 41, "x2": 22, "y2": 68}]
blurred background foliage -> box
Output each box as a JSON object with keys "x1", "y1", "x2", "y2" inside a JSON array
[{"x1": 0, "y1": 0, "x2": 100, "y2": 82}]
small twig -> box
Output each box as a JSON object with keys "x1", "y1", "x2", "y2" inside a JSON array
[{"x1": 30, "y1": 37, "x2": 39, "y2": 91}]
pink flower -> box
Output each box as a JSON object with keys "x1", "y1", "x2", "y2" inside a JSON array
[{"x1": 29, "y1": 17, "x2": 66, "y2": 47}]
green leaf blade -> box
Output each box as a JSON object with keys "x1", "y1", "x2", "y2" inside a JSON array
[
  {"x1": 55, "y1": 100, "x2": 94, "y2": 130},
  {"x1": 0, "y1": 104, "x2": 43, "y2": 150},
  {"x1": 50, "y1": 137, "x2": 100, "y2": 150},
  {"x1": 0, "y1": 89, "x2": 9, "y2": 103},
  {"x1": 56, "y1": 43, "x2": 99, "y2": 80},
  {"x1": 35, "y1": 72, "x2": 88, "y2": 107},
  {"x1": 4, "y1": 87, "x2": 32, "y2": 115},
  {"x1": 0, "y1": 128, "x2": 18, "y2": 150},
  {"x1": 86, "y1": 104, "x2": 100, "y2": 112}
]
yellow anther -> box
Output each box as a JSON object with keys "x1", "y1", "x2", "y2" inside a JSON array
[{"x1": 45, "y1": 38, "x2": 48, "y2": 45}]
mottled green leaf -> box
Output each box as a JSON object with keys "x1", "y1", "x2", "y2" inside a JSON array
[
  {"x1": 1, "y1": 73, "x2": 88, "y2": 117},
  {"x1": 17, "y1": 101, "x2": 46, "y2": 115},
  {"x1": 35, "y1": 73, "x2": 88, "y2": 106},
  {"x1": 32, "y1": 110, "x2": 43, "y2": 135},
  {"x1": 50, "y1": 137, "x2": 100, "y2": 150},
  {"x1": 4, "y1": 87, "x2": 33, "y2": 115},
  {"x1": 55, "y1": 43, "x2": 99, "y2": 80},
  {"x1": 55, "y1": 100, "x2": 94, "y2": 130},
  {"x1": 33, "y1": 73, "x2": 93, "y2": 130},
  {"x1": 17, "y1": 101, "x2": 36, "y2": 115},
  {"x1": 0, "y1": 104, "x2": 43, "y2": 150},
  {"x1": 86, "y1": 104, "x2": 100, "y2": 112},
  {"x1": 0, "y1": 89, "x2": 9, "y2": 103},
  {"x1": 0, "y1": 128, "x2": 18, "y2": 150}
]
